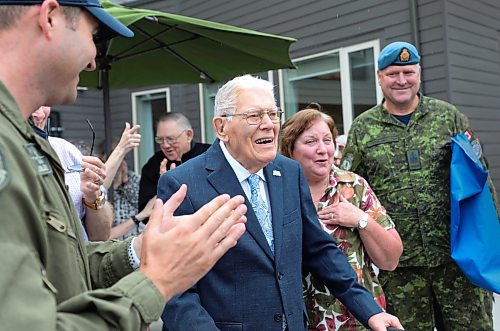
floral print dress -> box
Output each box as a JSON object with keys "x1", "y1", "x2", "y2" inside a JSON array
[{"x1": 303, "y1": 166, "x2": 395, "y2": 331}]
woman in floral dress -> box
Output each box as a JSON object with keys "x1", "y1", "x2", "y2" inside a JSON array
[{"x1": 280, "y1": 107, "x2": 403, "y2": 331}]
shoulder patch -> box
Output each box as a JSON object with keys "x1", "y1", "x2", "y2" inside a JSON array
[
  {"x1": 340, "y1": 147, "x2": 362, "y2": 171},
  {"x1": 340, "y1": 153, "x2": 354, "y2": 171},
  {"x1": 24, "y1": 143, "x2": 52, "y2": 175},
  {"x1": 471, "y1": 139, "x2": 482, "y2": 159},
  {"x1": 0, "y1": 150, "x2": 11, "y2": 191}
]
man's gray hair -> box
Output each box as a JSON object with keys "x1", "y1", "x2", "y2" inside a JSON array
[
  {"x1": 157, "y1": 112, "x2": 192, "y2": 131},
  {"x1": 214, "y1": 75, "x2": 275, "y2": 119}
]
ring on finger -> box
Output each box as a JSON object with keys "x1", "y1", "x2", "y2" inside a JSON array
[{"x1": 330, "y1": 213, "x2": 333, "y2": 220}]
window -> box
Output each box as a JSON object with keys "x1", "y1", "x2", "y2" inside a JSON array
[
  {"x1": 280, "y1": 40, "x2": 382, "y2": 134},
  {"x1": 131, "y1": 88, "x2": 170, "y2": 172}
]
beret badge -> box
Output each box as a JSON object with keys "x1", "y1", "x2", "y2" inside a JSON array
[{"x1": 399, "y1": 48, "x2": 411, "y2": 62}]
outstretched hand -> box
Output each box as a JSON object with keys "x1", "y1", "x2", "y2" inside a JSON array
[
  {"x1": 116, "y1": 122, "x2": 141, "y2": 154},
  {"x1": 159, "y1": 158, "x2": 176, "y2": 176},
  {"x1": 137, "y1": 185, "x2": 247, "y2": 301}
]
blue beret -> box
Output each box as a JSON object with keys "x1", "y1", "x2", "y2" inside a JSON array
[{"x1": 378, "y1": 41, "x2": 420, "y2": 70}]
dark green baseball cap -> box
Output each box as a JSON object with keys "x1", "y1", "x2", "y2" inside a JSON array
[{"x1": 0, "y1": 0, "x2": 133, "y2": 41}]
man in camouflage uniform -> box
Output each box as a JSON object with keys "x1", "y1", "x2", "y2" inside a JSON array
[
  {"x1": 340, "y1": 41, "x2": 498, "y2": 330},
  {"x1": 0, "y1": 0, "x2": 246, "y2": 329}
]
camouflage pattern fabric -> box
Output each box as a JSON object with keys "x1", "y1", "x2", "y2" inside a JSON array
[
  {"x1": 341, "y1": 94, "x2": 497, "y2": 267},
  {"x1": 379, "y1": 263, "x2": 493, "y2": 330},
  {"x1": 304, "y1": 166, "x2": 394, "y2": 331},
  {"x1": 341, "y1": 94, "x2": 495, "y2": 330}
]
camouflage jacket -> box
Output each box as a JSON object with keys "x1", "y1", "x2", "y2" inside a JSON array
[
  {"x1": 341, "y1": 94, "x2": 498, "y2": 267},
  {"x1": 0, "y1": 81, "x2": 163, "y2": 330}
]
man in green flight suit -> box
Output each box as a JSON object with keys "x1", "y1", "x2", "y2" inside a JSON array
[
  {"x1": 0, "y1": 0, "x2": 247, "y2": 330},
  {"x1": 340, "y1": 41, "x2": 498, "y2": 330}
]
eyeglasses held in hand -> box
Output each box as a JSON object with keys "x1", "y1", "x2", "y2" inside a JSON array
[
  {"x1": 155, "y1": 130, "x2": 186, "y2": 145},
  {"x1": 66, "y1": 119, "x2": 95, "y2": 173},
  {"x1": 220, "y1": 108, "x2": 283, "y2": 125}
]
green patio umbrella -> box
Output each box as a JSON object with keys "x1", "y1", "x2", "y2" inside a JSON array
[{"x1": 78, "y1": 0, "x2": 296, "y2": 153}]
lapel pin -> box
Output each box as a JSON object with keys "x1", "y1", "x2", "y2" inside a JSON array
[{"x1": 273, "y1": 170, "x2": 281, "y2": 177}]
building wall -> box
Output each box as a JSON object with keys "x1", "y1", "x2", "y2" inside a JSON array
[
  {"x1": 57, "y1": 0, "x2": 499, "y2": 183},
  {"x1": 443, "y1": 0, "x2": 500, "y2": 181}
]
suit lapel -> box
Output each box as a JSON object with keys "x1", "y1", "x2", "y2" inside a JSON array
[
  {"x1": 205, "y1": 142, "x2": 274, "y2": 260},
  {"x1": 264, "y1": 162, "x2": 283, "y2": 263}
]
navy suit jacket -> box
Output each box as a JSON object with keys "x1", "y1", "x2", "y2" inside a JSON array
[{"x1": 158, "y1": 141, "x2": 382, "y2": 331}]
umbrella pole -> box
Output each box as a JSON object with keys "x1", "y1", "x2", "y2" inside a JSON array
[
  {"x1": 102, "y1": 66, "x2": 115, "y2": 203},
  {"x1": 102, "y1": 66, "x2": 112, "y2": 157}
]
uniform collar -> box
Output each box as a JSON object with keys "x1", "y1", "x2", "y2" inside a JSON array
[{"x1": 378, "y1": 92, "x2": 428, "y2": 126}]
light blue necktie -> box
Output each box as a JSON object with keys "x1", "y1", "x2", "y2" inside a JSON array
[{"x1": 248, "y1": 174, "x2": 274, "y2": 254}]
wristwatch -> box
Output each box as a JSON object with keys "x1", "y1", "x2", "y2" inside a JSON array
[
  {"x1": 83, "y1": 191, "x2": 106, "y2": 210},
  {"x1": 357, "y1": 214, "x2": 369, "y2": 230},
  {"x1": 131, "y1": 215, "x2": 142, "y2": 226}
]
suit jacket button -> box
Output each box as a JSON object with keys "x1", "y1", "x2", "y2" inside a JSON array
[
  {"x1": 277, "y1": 272, "x2": 283, "y2": 280},
  {"x1": 274, "y1": 313, "x2": 282, "y2": 322}
]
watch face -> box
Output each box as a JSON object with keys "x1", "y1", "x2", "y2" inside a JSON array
[
  {"x1": 358, "y1": 217, "x2": 368, "y2": 230},
  {"x1": 96, "y1": 194, "x2": 106, "y2": 208}
]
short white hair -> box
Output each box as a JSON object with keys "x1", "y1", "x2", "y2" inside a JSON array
[{"x1": 214, "y1": 75, "x2": 275, "y2": 119}]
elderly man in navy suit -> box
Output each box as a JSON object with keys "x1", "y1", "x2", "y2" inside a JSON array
[{"x1": 158, "y1": 75, "x2": 403, "y2": 331}]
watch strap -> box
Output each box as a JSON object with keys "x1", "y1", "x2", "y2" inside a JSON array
[
  {"x1": 131, "y1": 215, "x2": 141, "y2": 226},
  {"x1": 83, "y1": 191, "x2": 105, "y2": 210}
]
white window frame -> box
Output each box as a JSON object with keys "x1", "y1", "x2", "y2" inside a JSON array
[
  {"x1": 278, "y1": 39, "x2": 382, "y2": 134},
  {"x1": 131, "y1": 87, "x2": 170, "y2": 172}
]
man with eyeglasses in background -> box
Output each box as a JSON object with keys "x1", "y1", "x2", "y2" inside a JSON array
[
  {"x1": 139, "y1": 112, "x2": 210, "y2": 212},
  {"x1": 158, "y1": 75, "x2": 403, "y2": 331}
]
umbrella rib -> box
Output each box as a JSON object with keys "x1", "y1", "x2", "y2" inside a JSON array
[
  {"x1": 112, "y1": 27, "x2": 175, "y2": 59},
  {"x1": 135, "y1": 24, "x2": 215, "y2": 81},
  {"x1": 114, "y1": 28, "x2": 200, "y2": 61}
]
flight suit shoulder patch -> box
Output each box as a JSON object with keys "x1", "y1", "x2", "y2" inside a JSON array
[{"x1": 24, "y1": 143, "x2": 52, "y2": 175}]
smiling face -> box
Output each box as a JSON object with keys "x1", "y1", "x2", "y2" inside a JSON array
[
  {"x1": 291, "y1": 119, "x2": 334, "y2": 183},
  {"x1": 156, "y1": 120, "x2": 193, "y2": 161},
  {"x1": 217, "y1": 88, "x2": 280, "y2": 173},
  {"x1": 377, "y1": 64, "x2": 421, "y2": 113}
]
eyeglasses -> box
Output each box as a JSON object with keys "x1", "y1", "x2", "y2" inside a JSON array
[
  {"x1": 220, "y1": 108, "x2": 283, "y2": 125},
  {"x1": 66, "y1": 119, "x2": 95, "y2": 173},
  {"x1": 155, "y1": 130, "x2": 186, "y2": 145}
]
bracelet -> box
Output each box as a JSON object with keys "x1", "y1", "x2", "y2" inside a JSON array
[
  {"x1": 131, "y1": 215, "x2": 141, "y2": 226},
  {"x1": 82, "y1": 190, "x2": 106, "y2": 210},
  {"x1": 128, "y1": 238, "x2": 140, "y2": 270}
]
